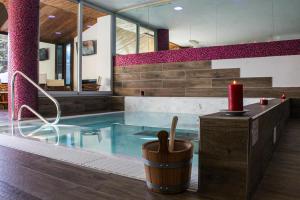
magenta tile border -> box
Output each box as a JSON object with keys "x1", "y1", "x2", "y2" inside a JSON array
[{"x1": 114, "y1": 39, "x2": 300, "y2": 67}]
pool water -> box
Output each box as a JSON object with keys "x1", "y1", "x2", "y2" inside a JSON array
[{"x1": 12, "y1": 112, "x2": 200, "y2": 166}]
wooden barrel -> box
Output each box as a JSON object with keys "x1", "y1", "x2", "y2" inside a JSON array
[{"x1": 142, "y1": 131, "x2": 194, "y2": 194}]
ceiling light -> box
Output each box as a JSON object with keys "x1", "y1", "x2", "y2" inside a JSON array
[
  {"x1": 174, "y1": 6, "x2": 183, "y2": 11},
  {"x1": 55, "y1": 32, "x2": 62, "y2": 35},
  {"x1": 48, "y1": 15, "x2": 56, "y2": 19}
]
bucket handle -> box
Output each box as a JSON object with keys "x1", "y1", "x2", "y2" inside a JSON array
[{"x1": 157, "y1": 131, "x2": 169, "y2": 154}]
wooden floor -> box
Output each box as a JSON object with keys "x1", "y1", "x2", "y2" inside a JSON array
[
  {"x1": 254, "y1": 118, "x2": 300, "y2": 200},
  {"x1": 0, "y1": 119, "x2": 299, "y2": 200}
]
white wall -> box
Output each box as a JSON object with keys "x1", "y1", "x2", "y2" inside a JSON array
[
  {"x1": 212, "y1": 55, "x2": 300, "y2": 87},
  {"x1": 125, "y1": 97, "x2": 260, "y2": 115},
  {"x1": 74, "y1": 15, "x2": 112, "y2": 91},
  {"x1": 39, "y1": 42, "x2": 56, "y2": 83}
]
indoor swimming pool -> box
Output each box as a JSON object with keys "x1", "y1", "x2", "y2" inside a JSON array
[{"x1": 5, "y1": 112, "x2": 200, "y2": 166}]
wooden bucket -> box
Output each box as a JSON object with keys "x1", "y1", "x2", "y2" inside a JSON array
[{"x1": 142, "y1": 131, "x2": 194, "y2": 194}]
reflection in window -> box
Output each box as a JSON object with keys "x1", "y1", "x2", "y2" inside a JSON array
[
  {"x1": 65, "y1": 43, "x2": 72, "y2": 86},
  {"x1": 116, "y1": 18, "x2": 137, "y2": 55},
  {"x1": 139, "y1": 27, "x2": 155, "y2": 53}
]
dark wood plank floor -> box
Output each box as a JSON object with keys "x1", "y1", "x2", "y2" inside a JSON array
[
  {"x1": 254, "y1": 118, "x2": 300, "y2": 200},
  {"x1": 0, "y1": 118, "x2": 299, "y2": 200},
  {"x1": 0, "y1": 146, "x2": 206, "y2": 200}
]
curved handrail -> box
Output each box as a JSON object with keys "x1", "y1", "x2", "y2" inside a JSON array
[
  {"x1": 11, "y1": 71, "x2": 61, "y2": 125},
  {"x1": 16, "y1": 121, "x2": 60, "y2": 146}
]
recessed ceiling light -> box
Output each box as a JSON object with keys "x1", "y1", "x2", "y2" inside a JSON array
[
  {"x1": 174, "y1": 6, "x2": 183, "y2": 11},
  {"x1": 55, "y1": 32, "x2": 62, "y2": 35},
  {"x1": 48, "y1": 15, "x2": 56, "y2": 19}
]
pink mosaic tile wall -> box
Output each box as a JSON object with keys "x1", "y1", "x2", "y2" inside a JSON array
[
  {"x1": 115, "y1": 39, "x2": 300, "y2": 67},
  {"x1": 8, "y1": 0, "x2": 40, "y2": 119}
]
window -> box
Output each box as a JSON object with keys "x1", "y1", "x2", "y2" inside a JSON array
[
  {"x1": 80, "y1": 4, "x2": 112, "y2": 92},
  {"x1": 39, "y1": 0, "x2": 78, "y2": 91},
  {"x1": 139, "y1": 27, "x2": 155, "y2": 53},
  {"x1": 0, "y1": 34, "x2": 8, "y2": 83},
  {"x1": 116, "y1": 18, "x2": 137, "y2": 55}
]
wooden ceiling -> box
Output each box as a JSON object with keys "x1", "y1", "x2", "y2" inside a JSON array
[
  {"x1": 0, "y1": 0, "x2": 107, "y2": 44},
  {"x1": 40, "y1": 0, "x2": 107, "y2": 43},
  {"x1": 0, "y1": 1, "x2": 8, "y2": 32}
]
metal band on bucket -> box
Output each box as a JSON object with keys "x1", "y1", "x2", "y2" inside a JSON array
[
  {"x1": 143, "y1": 158, "x2": 192, "y2": 169},
  {"x1": 146, "y1": 181, "x2": 190, "y2": 193}
]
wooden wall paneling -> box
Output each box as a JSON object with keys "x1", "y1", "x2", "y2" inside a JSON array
[
  {"x1": 212, "y1": 77, "x2": 272, "y2": 88},
  {"x1": 162, "y1": 61, "x2": 211, "y2": 71},
  {"x1": 290, "y1": 98, "x2": 300, "y2": 118},
  {"x1": 113, "y1": 61, "x2": 293, "y2": 97},
  {"x1": 185, "y1": 68, "x2": 240, "y2": 79},
  {"x1": 247, "y1": 100, "x2": 290, "y2": 198},
  {"x1": 38, "y1": 96, "x2": 124, "y2": 116}
]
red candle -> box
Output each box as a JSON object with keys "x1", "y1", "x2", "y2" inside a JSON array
[
  {"x1": 228, "y1": 80, "x2": 244, "y2": 111},
  {"x1": 260, "y1": 98, "x2": 268, "y2": 105}
]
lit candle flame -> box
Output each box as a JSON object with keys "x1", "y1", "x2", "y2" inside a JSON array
[{"x1": 233, "y1": 80, "x2": 237, "y2": 84}]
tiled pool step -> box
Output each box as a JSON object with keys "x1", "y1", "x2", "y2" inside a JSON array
[{"x1": 0, "y1": 134, "x2": 198, "y2": 191}]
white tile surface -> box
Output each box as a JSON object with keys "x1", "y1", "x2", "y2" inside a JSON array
[{"x1": 125, "y1": 97, "x2": 260, "y2": 115}]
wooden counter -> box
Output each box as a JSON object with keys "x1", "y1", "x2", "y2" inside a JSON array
[{"x1": 199, "y1": 99, "x2": 290, "y2": 200}]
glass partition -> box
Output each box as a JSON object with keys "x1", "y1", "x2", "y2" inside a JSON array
[
  {"x1": 0, "y1": 34, "x2": 8, "y2": 83},
  {"x1": 39, "y1": 0, "x2": 78, "y2": 91},
  {"x1": 116, "y1": 17, "x2": 138, "y2": 55},
  {"x1": 121, "y1": 0, "x2": 300, "y2": 49},
  {"x1": 81, "y1": 4, "x2": 112, "y2": 92},
  {"x1": 139, "y1": 27, "x2": 155, "y2": 53}
]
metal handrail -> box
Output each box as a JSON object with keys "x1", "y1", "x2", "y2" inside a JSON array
[
  {"x1": 11, "y1": 71, "x2": 61, "y2": 125},
  {"x1": 15, "y1": 122, "x2": 60, "y2": 146}
]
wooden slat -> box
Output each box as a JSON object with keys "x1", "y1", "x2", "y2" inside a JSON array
[
  {"x1": 140, "y1": 70, "x2": 185, "y2": 80},
  {"x1": 186, "y1": 87, "x2": 300, "y2": 97},
  {"x1": 163, "y1": 79, "x2": 212, "y2": 88},
  {"x1": 114, "y1": 88, "x2": 141, "y2": 96},
  {"x1": 212, "y1": 77, "x2": 272, "y2": 88},
  {"x1": 114, "y1": 73, "x2": 140, "y2": 81},
  {"x1": 186, "y1": 68, "x2": 240, "y2": 79},
  {"x1": 162, "y1": 61, "x2": 211, "y2": 71},
  {"x1": 143, "y1": 88, "x2": 185, "y2": 97},
  {"x1": 123, "y1": 80, "x2": 163, "y2": 88},
  {"x1": 38, "y1": 96, "x2": 124, "y2": 117}
]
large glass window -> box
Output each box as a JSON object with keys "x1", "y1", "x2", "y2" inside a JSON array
[
  {"x1": 0, "y1": 34, "x2": 8, "y2": 83},
  {"x1": 116, "y1": 18, "x2": 137, "y2": 55},
  {"x1": 80, "y1": 4, "x2": 112, "y2": 92},
  {"x1": 139, "y1": 27, "x2": 155, "y2": 53},
  {"x1": 38, "y1": 0, "x2": 78, "y2": 91},
  {"x1": 120, "y1": 0, "x2": 300, "y2": 49}
]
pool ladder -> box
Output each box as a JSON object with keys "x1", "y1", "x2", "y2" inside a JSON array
[{"x1": 11, "y1": 71, "x2": 61, "y2": 125}]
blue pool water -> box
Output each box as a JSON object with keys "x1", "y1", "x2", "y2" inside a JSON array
[{"x1": 13, "y1": 112, "x2": 199, "y2": 165}]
